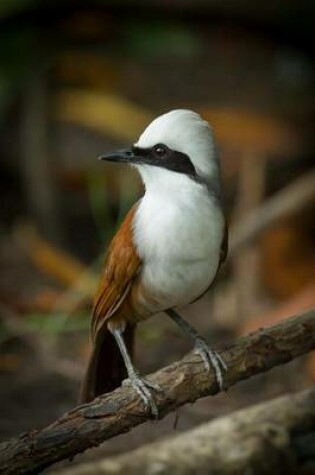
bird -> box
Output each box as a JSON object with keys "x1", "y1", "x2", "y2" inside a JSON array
[{"x1": 80, "y1": 109, "x2": 228, "y2": 417}]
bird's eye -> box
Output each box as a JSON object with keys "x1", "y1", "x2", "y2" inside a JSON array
[{"x1": 153, "y1": 144, "x2": 168, "y2": 157}]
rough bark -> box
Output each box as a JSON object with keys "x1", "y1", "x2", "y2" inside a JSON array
[
  {"x1": 0, "y1": 308, "x2": 314, "y2": 475},
  {"x1": 55, "y1": 388, "x2": 315, "y2": 475}
]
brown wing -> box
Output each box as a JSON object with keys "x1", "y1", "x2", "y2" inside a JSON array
[{"x1": 91, "y1": 203, "x2": 141, "y2": 343}]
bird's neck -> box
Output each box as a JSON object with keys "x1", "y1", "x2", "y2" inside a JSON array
[
  {"x1": 137, "y1": 165, "x2": 205, "y2": 195},
  {"x1": 136, "y1": 165, "x2": 222, "y2": 207},
  {"x1": 133, "y1": 167, "x2": 224, "y2": 266},
  {"x1": 135, "y1": 167, "x2": 220, "y2": 231}
]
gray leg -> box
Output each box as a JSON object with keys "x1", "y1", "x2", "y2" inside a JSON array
[
  {"x1": 112, "y1": 329, "x2": 162, "y2": 418},
  {"x1": 166, "y1": 309, "x2": 227, "y2": 390}
]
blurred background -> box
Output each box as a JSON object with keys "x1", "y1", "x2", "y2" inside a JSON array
[{"x1": 0, "y1": 0, "x2": 314, "y2": 470}]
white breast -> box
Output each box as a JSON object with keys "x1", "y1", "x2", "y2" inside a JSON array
[{"x1": 133, "y1": 173, "x2": 224, "y2": 311}]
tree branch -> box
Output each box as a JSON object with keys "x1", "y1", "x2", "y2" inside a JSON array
[
  {"x1": 55, "y1": 388, "x2": 315, "y2": 475},
  {"x1": 229, "y1": 170, "x2": 315, "y2": 253},
  {"x1": 0, "y1": 308, "x2": 314, "y2": 475}
]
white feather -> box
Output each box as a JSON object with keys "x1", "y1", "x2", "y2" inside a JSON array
[
  {"x1": 135, "y1": 109, "x2": 218, "y2": 180},
  {"x1": 132, "y1": 109, "x2": 224, "y2": 312}
]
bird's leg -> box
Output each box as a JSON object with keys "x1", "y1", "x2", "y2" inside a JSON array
[
  {"x1": 112, "y1": 329, "x2": 162, "y2": 418},
  {"x1": 166, "y1": 309, "x2": 227, "y2": 390}
]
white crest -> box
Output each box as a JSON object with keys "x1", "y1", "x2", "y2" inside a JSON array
[{"x1": 135, "y1": 109, "x2": 218, "y2": 184}]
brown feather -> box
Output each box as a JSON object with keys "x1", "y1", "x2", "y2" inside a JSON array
[
  {"x1": 91, "y1": 203, "x2": 142, "y2": 341},
  {"x1": 79, "y1": 323, "x2": 135, "y2": 403},
  {"x1": 82, "y1": 204, "x2": 228, "y2": 402},
  {"x1": 80, "y1": 204, "x2": 141, "y2": 403}
]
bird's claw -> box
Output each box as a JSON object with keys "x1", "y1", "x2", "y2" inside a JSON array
[
  {"x1": 194, "y1": 338, "x2": 227, "y2": 391},
  {"x1": 123, "y1": 373, "x2": 163, "y2": 419}
]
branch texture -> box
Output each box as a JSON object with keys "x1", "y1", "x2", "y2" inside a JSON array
[
  {"x1": 0, "y1": 308, "x2": 314, "y2": 475},
  {"x1": 55, "y1": 388, "x2": 315, "y2": 475}
]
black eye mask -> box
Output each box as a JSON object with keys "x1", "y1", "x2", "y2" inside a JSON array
[
  {"x1": 99, "y1": 144, "x2": 198, "y2": 180},
  {"x1": 131, "y1": 144, "x2": 197, "y2": 178}
]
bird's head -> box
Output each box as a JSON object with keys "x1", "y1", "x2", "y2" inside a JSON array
[{"x1": 99, "y1": 109, "x2": 220, "y2": 192}]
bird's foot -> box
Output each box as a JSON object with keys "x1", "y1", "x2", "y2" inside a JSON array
[
  {"x1": 123, "y1": 372, "x2": 163, "y2": 419},
  {"x1": 194, "y1": 338, "x2": 227, "y2": 391}
]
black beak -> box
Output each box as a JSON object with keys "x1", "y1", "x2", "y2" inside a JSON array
[
  {"x1": 98, "y1": 146, "x2": 198, "y2": 180},
  {"x1": 98, "y1": 148, "x2": 135, "y2": 164}
]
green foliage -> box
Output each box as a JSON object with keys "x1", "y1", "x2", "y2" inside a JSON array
[
  {"x1": 24, "y1": 312, "x2": 89, "y2": 333},
  {"x1": 87, "y1": 169, "x2": 114, "y2": 244},
  {"x1": 0, "y1": 0, "x2": 35, "y2": 18},
  {"x1": 124, "y1": 20, "x2": 201, "y2": 59},
  {"x1": 87, "y1": 167, "x2": 140, "y2": 245},
  {"x1": 0, "y1": 313, "x2": 89, "y2": 345}
]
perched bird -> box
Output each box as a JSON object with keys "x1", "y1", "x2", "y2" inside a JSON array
[{"x1": 80, "y1": 109, "x2": 228, "y2": 417}]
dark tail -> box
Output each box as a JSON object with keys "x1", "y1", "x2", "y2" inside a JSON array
[{"x1": 79, "y1": 323, "x2": 135, "y2": 403}]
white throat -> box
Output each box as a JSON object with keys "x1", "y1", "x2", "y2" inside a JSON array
[
  {"x1": 135, "y1": 164, "x2": 204, "y2": 195},
  {"x1": 133, "y1": 166, "x2": 225, "y2": 311}
]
